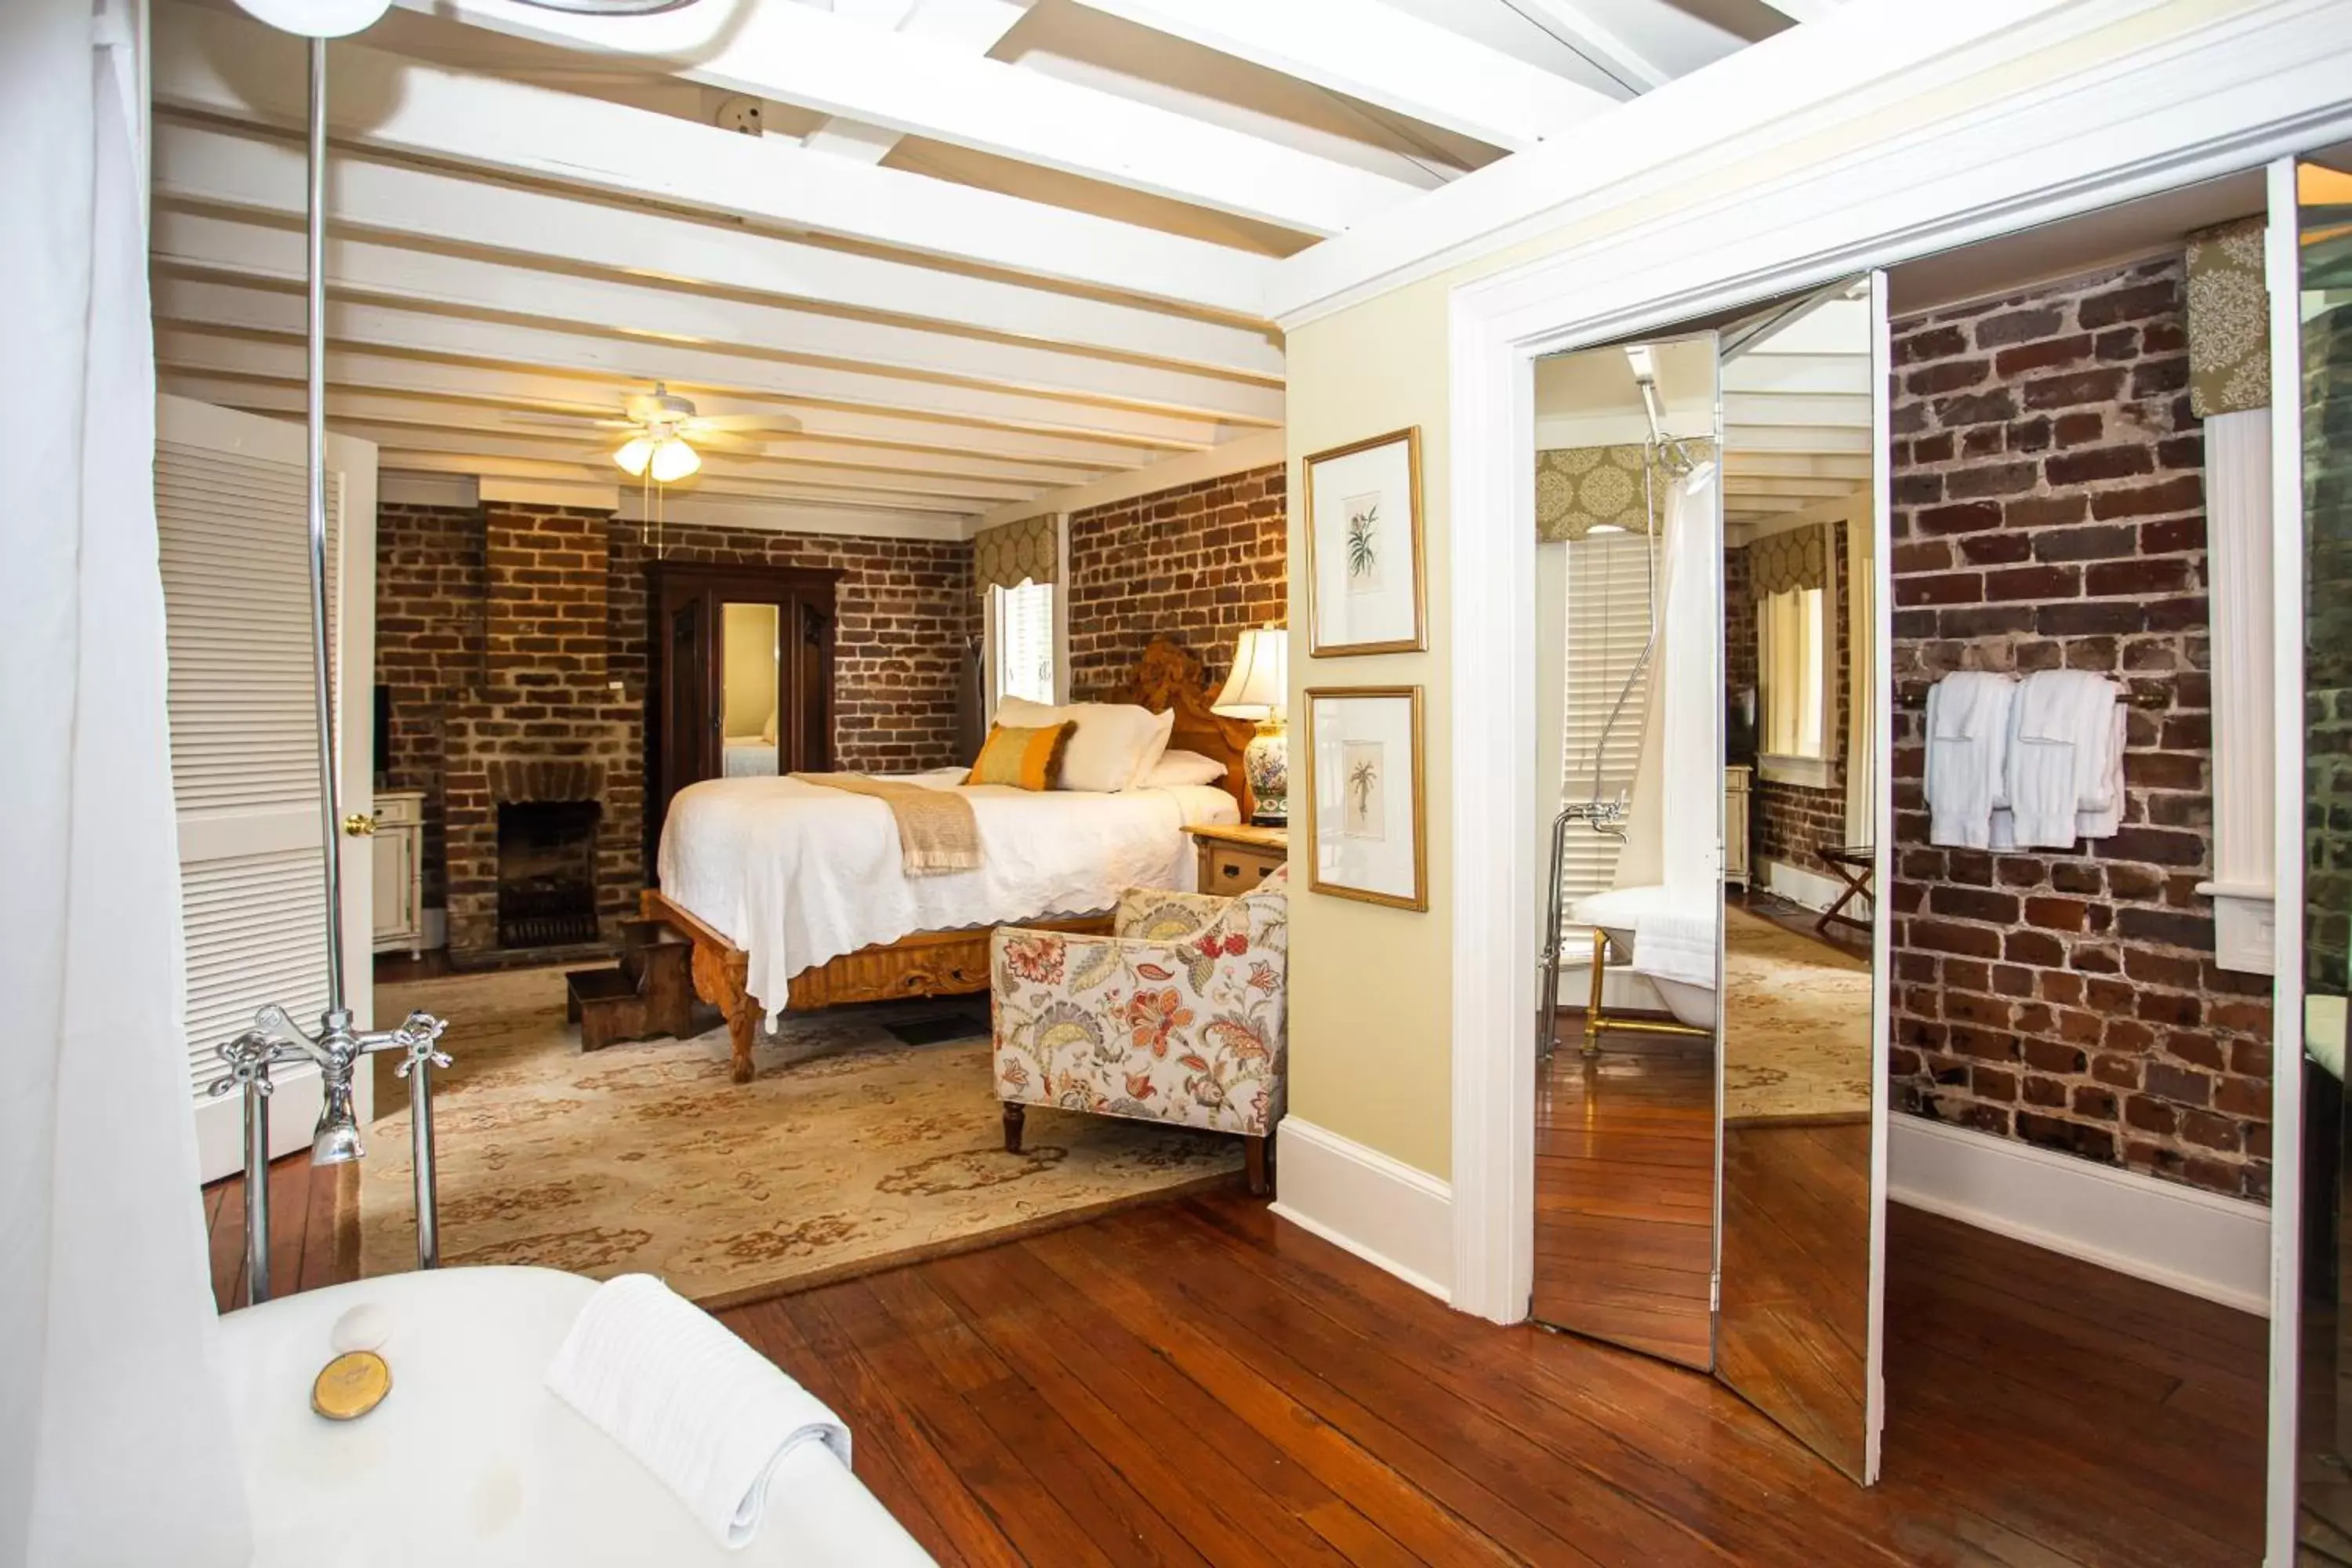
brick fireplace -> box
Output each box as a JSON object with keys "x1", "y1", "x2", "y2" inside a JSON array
[{"x1": 442, "y1": 506, "x2": 637, "y2": 964}]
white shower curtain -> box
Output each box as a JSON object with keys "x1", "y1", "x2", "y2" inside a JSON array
[
  {"x1": 1612, "y1": 465, "x2": 1719, "y2": 898},
  {"x1": 2, "y1": 2, "x2": 254, "y2": 1561}
]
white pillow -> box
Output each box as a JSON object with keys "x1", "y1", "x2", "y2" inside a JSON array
[
  {"x1": 1142, "y1": 749, "x2": 1227, "y2": 788},
  {"x1": 994, "y1": 697, "x2": 1169, "y2": 793}
]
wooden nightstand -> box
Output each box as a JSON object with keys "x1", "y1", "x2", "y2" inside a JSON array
[{"x1": 1189, "y1": 822, "x2": 1288, "y2": 895}]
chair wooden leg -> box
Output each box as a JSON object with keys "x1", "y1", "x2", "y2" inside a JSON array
[
  {"x1": 1243, "y1": 1134, "x2": 1270, "y2": 1197},
  {"x1": 1582, "y1": 925, "x2": 1607, "y2": 1058},
  {"x1": 1002, "y1": 1102, "x2": 1025, "y2": 1153}
]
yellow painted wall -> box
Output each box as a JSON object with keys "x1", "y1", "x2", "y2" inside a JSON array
[{"x1": 1279, "y1": 0, "x2": 2259, "y2": 1182}]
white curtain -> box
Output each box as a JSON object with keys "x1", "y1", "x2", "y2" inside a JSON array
[
  {"x1": 1613, "y1": 467, "x2": 1718, "y2": 895},
  {"x1": 1, "y1": 1, "x2": 254, "y2": 1561}
]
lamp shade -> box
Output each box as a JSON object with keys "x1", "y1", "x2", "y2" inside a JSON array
[
  {"x1": 228, "y1": 0, "x2": 393, "y2": 37},
  {"x1": 614, "y1": 436, "x2": 655, "y2": 477},
  {"x1": 1213, "y1": 627, "x2": 1287, "y2": 720},
  {"x1": 648, "y1": 436, "x2": 701, "y2": 483}
]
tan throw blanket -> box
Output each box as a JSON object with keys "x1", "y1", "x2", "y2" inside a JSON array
[{"x1": 788, "y1": 773, "x2": 982, "y2": 876}]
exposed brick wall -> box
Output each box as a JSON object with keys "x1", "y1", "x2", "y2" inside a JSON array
[
  {"x1": 1886, "y1": 256, "x2": 2272, "y2": 1202},
  {"x1": 376, "y1": 505, "x2": 485, "y2": 909},
  {"x1": 608, "y1": 521, "x2": 973, "y2": 775},
  {"x1": 376, "y1": 506, "x2": 975, "y2": 951},
  {"x1": 1065, "y1": 464, "x2": 1287, "y2": 699},
  {"x1": 443, "y1": 506, "x2": 637, "y2": 958},
  {"x1": 2307, "y1": 307, "x2": 2352, "y2": 993}
]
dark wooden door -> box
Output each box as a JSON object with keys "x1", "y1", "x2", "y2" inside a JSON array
[{"x1": 645, "y1": 564, "x2": 839, "y2": 881}]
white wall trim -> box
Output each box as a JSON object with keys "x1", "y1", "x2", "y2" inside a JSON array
[
  {"x1": 1760, "y1": 858, "x2": 1848, "y2": 914},
  {"x1": 971, "y1": 430, "x2": 1287, "y2": 532},
  {"x1": 1269, "y1": 1117, "x2": 1453, "y2": 1303},
  {"x1": 2263, "y1": 151, "x2": 2307, "y2": 1568},
  {"x1": 1444, "y1": 0, "x2": 2352, "y2": 1334},
  {"x1": 1889, "y1": 1117, "x2": 2271, "y2": 1315},
  {"x1": 2200, "y1": 405, "x2": 2278, "y2": 975},
  {"x1": 380, "y1": 469, "x2": 477, "y2": 509}
]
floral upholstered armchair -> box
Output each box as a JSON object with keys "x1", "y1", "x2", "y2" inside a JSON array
[{"x1": 992, "y1": 865, "x2": 1288, "y2": 1195}]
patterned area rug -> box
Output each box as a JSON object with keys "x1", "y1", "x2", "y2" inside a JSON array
[
  {"x1": 358, "y1": 967, "x2": 1240, "y2": 1306},
  {"x1": 1722, "y1": 906, "x2": 1873, "y2": 1123}
]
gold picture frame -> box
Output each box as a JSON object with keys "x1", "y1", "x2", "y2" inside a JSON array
[
  {"x1": 1303, "y1": 684, "x2": 1427, "y2": 912},
  {"x1": 1303, "y1": 426, "x2": 1427, "y2": 657}
]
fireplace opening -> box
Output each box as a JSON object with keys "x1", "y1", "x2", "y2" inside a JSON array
[{"x1": 496, "y1": 800, "x2": 601, "y2": 949}]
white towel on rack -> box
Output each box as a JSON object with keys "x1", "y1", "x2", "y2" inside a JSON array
[
  {"x1": 545, "y1": 1272, "x2": 851, "y2": 1549},
  {"x1": 1629, "y1": 903, "x2": 1718, "y2": 991},
  {"x1": 2074, "y1": 700, "x2": 2127, "y2": 838},
  {"x1": 1925, "y1": 672, "x2": 2014, "y2": 848},
  {"x1": 2004, "y1": 671, "x2": 2121, "y2": 848}
]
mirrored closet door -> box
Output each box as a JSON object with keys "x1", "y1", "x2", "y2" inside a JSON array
[{"x1": 1532, "y1": 274, "x2": 1889, "y2": 1483}]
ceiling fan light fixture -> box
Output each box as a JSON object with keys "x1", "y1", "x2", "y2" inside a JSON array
[
  {"x1": 614, "y1": 435, "x2": 655, "y2": 477},
  {"x1": 648, "y1": 437, "x2": 700, "y2": 484}
]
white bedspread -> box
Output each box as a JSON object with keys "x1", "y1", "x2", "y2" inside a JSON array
[{"x1": 658, "y1": 771, "x2": 1239, "y2": 1025}]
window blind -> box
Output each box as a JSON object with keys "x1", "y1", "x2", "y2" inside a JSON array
[{"x1": 1556, "y1": 533, "x2": 1655, "y2": 908}]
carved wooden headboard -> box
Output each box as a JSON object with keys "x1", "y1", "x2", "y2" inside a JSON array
[{"x1": 1124, "y1": 639, "x2": 1258, "y2": 822}]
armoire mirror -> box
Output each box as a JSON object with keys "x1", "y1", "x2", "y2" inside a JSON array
[
  {"x1": 1532, "y1": 275, "x2": 1887, "y2": 1483},
  {"x1": 646, "y1": 562, "x2": 839, "y2": 869}
]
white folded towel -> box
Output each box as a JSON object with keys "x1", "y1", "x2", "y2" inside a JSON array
[
  {"x1": 2074, "y1": 701, "x2": 2126, "y2": 837},
  {"x1": 1629, "y1": 904, "x2": 1719, "y2": 992},
  {"x1": 2005, "y1": 670, "x2": 2120, "y2": 847},
  {"x1": 1925, "y1": 672, "x2": 2014, "y2": 848},
  {"x1": 546, "y1": 1272, "x2": 851, "y2": 1549}
]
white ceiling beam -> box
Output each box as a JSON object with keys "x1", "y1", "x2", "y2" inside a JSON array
[
  {"x1": 1499, "y1": 0, "x2": 1668, "y2": 95},
  {"x1": 326, "y1": 421, "x2": 1037, "y2": 505},
  {"x1": 152, "y1": 2, "x2": 1272, "y2": 318},
  {"x1": 803, "y1": 0, "x2": 1027, "y2": 165},
  {"x1": 1060, "y1": 0, "x2": 1611, "y2": 151},
  {"x1": 372, "y1": 451, "x2": 982, "y2": 517},
  {"x1": 1724, "y1": 391, "x2": 1873, "y2": 429},
  {"x1": 379, "y1": 0, "x2": 1414, "y2": 236},
  {"x1": 1719, "y1": 354, "x2": 1874, "y2": 397},
  {"x1": 151, "y1": 276, "x2": 1232, "y2": 449},
  {"x1": 154, "y1": 120, "x2": 1283, "y2": 380},
  {"x1": 153, "y1": 332, "x2": 1177, "y2": 470},
  {"x1": 150, "y1": 208, "x2": 1284, "y2": 425},
  {"x1": 1722, "y1": 451, "x2": 1873, "y2": 480},
  {"x1": 159, "y1": 379, "x2": 1111, "y2": 488},
  {"x1": 1722, "y1": 423, "x2": 1873, "y2": 454}
]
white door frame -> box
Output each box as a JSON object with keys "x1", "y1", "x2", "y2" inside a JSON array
[{"x1": 1442, "y1": 0, "x2": 2352, "y2": 1505}]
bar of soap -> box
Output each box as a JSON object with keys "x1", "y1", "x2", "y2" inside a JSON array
[
  {"x1": 331, "y1": 1302, "x2": 391, "y2": 1354},
  {"x1": 312, "y1": 1351, "x2": 390, "y2": 1421}
]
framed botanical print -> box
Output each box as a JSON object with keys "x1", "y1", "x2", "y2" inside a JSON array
[
  {"x1": 1304, "y1": 426, "x2": 1426, "y2": 656},
  {"x1": 1304, "y1": 685, "x2": 1426, "y2": 911}
]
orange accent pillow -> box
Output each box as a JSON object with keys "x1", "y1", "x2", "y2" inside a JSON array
[{"x1": 965, "y1": 720, "x2": 1077, "y2": 790}]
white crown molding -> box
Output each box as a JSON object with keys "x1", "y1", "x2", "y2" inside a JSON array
[
  {"x1": 379, "y1": 470, "x2": 477, "y2": 509},
  {"x1": 970, "y1": 430, "x2": 1287, "y2": 534},
  {"x1": 1274, "y1": 0, "x2": 2352, "y2": 332}
]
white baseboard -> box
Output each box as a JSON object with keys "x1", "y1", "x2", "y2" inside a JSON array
[
  {"x1": 1761, "y1": 859, "x2": 1849, "y2": 914},
  {"x1": 1889, "y1": 1116, "x2": 2270, "y2": 1316},
  {"x1": 1272, "y1": 1117, "x2": 1453, "y2": 1302}
]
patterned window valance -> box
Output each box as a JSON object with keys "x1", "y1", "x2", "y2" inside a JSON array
[
  {"x1": 1750, "y1": 522, "x2": 1828, "y2": 595},
  {"x1": 1535, "y1": 441, "x2": 1716, "y2": 543},
  {"x1": 2187, "y1": 216, "x2": 2270, "y2": 417},
  {"x1": 974, "y1": 514, "x2": 1058, "y2": 594}
]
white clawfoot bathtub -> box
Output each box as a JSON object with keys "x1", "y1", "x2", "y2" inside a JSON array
[
  {"x1": 219, "y1": 1265, "x2": 934, "y2": 1566},
  {"x1": 1570, "y1": 885, "x2": 1719, "y2": 1030}
]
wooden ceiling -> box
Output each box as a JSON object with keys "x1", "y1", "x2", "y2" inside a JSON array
[{"x1": 150, "y1": 0, "x2": 1825, "y2": 535}]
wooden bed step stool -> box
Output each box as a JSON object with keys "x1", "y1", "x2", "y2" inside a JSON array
[{"x1": 564, "y1": 920, "x2": 696, "y2": 1051}]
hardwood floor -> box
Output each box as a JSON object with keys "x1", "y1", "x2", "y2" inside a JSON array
[
  {"x1": 1533, "y1": 1033, "x2": 1716, "y2": 1368},
  {"x1": 203, "y1": 1168, "x2": 2267, "y2": 1566}
]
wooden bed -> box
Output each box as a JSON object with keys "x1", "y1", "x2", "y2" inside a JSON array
[{"x1": 643, "y1": 639, "x2": 1256, "y2": 1083}]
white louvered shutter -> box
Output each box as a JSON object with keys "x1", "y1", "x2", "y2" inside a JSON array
[
  {"x1": 155, "y1": 397, "x2": 377, "y2": 1180},
  {"x1": 1555, "y1": 533, "x2": 1655, "y2": 910}
]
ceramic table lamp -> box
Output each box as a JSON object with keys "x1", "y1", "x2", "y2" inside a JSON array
[{"x1": 1213, "y1": 626, "x2": 1289, "y2": 826}]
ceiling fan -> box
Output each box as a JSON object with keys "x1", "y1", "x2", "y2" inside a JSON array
[{"x1": 503, "y1": 383, "x2": 803, "y2": 483}]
